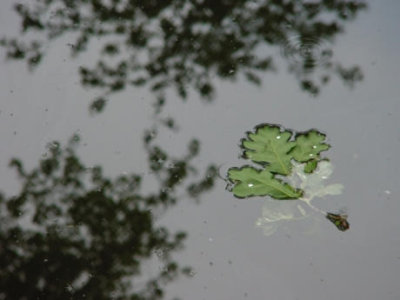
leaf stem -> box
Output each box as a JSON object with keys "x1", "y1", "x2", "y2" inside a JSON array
[{"x1": 300, "y1": 197, "x2": 326, "y2": 215}]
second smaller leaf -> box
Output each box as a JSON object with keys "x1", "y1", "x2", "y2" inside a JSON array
[{"x1": 292, "y1": 130, "x2": 330, "y2": 162}]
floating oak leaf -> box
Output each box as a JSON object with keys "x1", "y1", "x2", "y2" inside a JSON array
[
  {"x1": 228, "y1": 123, "x2": 348, "y2": 233},
  {"x1": 228, "y1": 167, "x2": 303, "y2": 199},
  {"x1": 229, "y1": 124, "x2": 331, "y2": 199},
  {"x1": 292, "y1": 130, "x2": 330, "y2": 162},
  {"x1": 242, "y1": 125, "x2": 295, "y2": 175},
  {"x1": 292, "y1": 130, "x2": 330, "y2": 172},
  {"x1": 242, "y1": 124, "x2": 330, "y2": 176}
]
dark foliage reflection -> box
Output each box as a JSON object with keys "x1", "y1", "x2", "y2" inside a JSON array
[
  {"x1": 0, "y1": 132, "x2": 217, "y2": 299},
  {"x1": 0, "y1": 0, "x2": 366, "y2": 112}
]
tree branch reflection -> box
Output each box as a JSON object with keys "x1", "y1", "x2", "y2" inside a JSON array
[
  {"x1": 0, "y1": 131, "x2": 217, "y2": 299},
  {"x1": 0, "y1": 0, "x2": 367, "y2": 112}
]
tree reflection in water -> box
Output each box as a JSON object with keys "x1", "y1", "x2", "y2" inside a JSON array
[
  {"x1": 0, "y1": 0, "x2": 366, "y2": 112},
  {"x1": 0, "y1": 1, "x2": 368, "y2": 298},
  {"x1": 0, "y1": 132, "x2": 217, "y2": 299}
]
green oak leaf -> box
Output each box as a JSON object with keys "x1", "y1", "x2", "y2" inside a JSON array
[
  {"x1": 242, "y1": 125, "x2": 295, "y2": 175},
  {"x1": 227, "y1": 123, "x2": 347, "y2": 233},
  {"x1": 228, "y1": 124, "x2": 331, "y2": 200},
  {"x1": 228, "y1": 167, "x2": 303, "y2": 199},
  {"x1": 292, "y1": 130, "x2": 330, "y2": 172}
]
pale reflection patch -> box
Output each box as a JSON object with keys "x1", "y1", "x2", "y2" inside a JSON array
[{"x1": 255, "y1": 161, "x2": 343, "y2": 236}]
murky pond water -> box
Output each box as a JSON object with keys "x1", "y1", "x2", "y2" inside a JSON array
[{"x1": 1, "y1": 1, "x2": 399, "y2": 299}]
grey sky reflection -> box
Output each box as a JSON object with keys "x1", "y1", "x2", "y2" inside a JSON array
[{"x1": 1, "y1": 0, "x2": 400, "y2": 299}]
